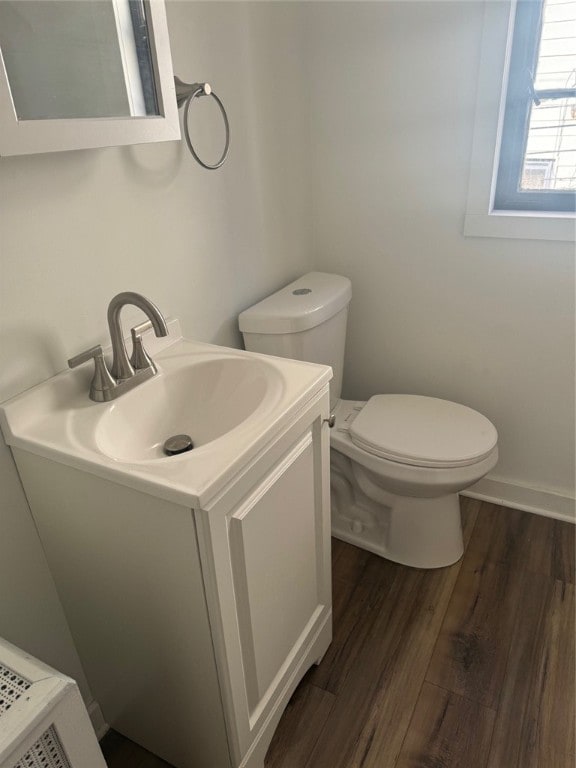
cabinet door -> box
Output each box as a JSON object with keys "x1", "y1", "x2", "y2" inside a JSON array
[
  {"x1": 196, "y1": 408, "x2": 331, "y2": 764},
  {"x1": 230, "y1": 430, "x2": 323, "y2": 715}
]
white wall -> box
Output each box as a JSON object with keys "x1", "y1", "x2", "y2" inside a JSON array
[
  {"x1": 0, "y1": 0, "x2": 310, "y2": 705},
  {"x1": 306, "y1": 1, "x2": 575, "y2": 502}
]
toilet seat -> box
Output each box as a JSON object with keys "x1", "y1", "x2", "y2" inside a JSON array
[{"x1": 349, "y1": 395, "x2": 498, "y2": 469}]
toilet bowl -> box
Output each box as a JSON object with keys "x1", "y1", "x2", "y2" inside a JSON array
[
  {"x1": 239, "y1": 272, "x2": 499, "y2": 569},
  {"x1": 328, "y1": 398, "x2": 498, "y2": 568}
]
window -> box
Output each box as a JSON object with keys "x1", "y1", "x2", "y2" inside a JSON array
[{"x1": 494, "y1": 0, "x2": 576, "y2": 212}]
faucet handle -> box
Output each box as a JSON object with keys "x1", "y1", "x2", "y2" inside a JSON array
[
  {"x1": 131, "y1": 320, "x2": 153, "y2": 337},
  {"x1": 68, "y1": 345, "x2": 116, "y2": 401},
  {"x1": 130, "y1": 321, "x2": 156, "y2": 372},
  {"x1": 68, "y1": 345, "x2": 104, "y2": 369}
]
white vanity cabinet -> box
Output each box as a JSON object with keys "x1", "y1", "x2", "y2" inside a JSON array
[
  {"x1": 196, "y1": 392, "x2": 332, "y2": 767},
  {"x1": 10, "y1": 385, "x2": 332, "y2": 768}
]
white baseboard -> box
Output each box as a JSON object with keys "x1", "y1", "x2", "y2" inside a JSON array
[
  {"x1": 87, "y1": 698, "x2": 108, "y2": 740},
  {"x1": 462, "y1": 476, "x2": 575, "y2": 524}
]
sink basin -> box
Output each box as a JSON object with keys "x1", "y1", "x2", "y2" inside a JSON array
[
  {"x1": 96, "y1": 356, "x2": 282, "y2": 462},
  {"x1": 0, "y1": 322, "x2": 332, "y2": 507}
]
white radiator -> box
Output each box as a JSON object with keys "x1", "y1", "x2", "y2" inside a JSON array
[{"x1": 0, "y1": 638, "x2": 106, "y2": 768}]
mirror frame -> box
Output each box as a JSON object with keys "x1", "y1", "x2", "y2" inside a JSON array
[{"x1": 0, "y1": 0, "x2": 180, "y2": 156}]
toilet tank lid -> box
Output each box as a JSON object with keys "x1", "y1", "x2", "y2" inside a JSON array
[{"x1": 239, "y1": 272, "x2": 352, "y2": 334}]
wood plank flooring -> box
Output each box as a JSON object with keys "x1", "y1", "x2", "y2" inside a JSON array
[{"x1": 102, "y1": 499, "x2": 575, "y2": 768}]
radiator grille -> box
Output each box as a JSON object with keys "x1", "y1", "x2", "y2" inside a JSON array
[
  {"x1": 13, "y1": 725, "x2": 72, "y2": 768},
  {"x1": 0, "y1": 664, "x2": 31, "y2": 716}
]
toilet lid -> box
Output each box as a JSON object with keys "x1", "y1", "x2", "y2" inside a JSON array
[{"x1": 349, "y1": 395, "x2": 498, "y2": 468}]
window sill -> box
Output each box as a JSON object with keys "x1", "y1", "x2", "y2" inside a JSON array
[{"x1": 464, "y1": 211, "x2": 575, "y2": 242}]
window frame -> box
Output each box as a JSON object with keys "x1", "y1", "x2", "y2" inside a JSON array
[
  {"x1": 494, "y1": 0, "x2": 576, "y2": 213},
  {"x1": 464, "y1": 0, "x2": 575, "y2": 241}
]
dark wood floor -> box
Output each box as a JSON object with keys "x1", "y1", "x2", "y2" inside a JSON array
[{"x1": 102, "y1": 499, "x2": 575, "y2": 768}]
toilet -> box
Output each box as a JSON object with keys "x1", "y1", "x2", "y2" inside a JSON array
[{"x1": 239, "y1": 272, "x2": 498, "y2": 569}]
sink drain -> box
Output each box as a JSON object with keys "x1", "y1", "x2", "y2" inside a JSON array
[{"x1": 163, "y1": 434, "x2": 194, "y2": 456}]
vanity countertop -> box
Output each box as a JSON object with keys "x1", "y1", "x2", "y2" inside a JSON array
[{"x1": 0, "y1": 321, "x2": 331, "y2": 508}]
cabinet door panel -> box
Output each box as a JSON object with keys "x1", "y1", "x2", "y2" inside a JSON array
[
  {"x1": 195, "y1": 399, "x2": 332, "y2": 764},
  {"x1": 229, "y1": 432, "x2": 321, "y2": 716}
]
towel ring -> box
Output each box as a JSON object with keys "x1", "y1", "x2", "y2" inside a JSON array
[{"x1": 174, "y1": 77, "x2": 230, "y2": 170}]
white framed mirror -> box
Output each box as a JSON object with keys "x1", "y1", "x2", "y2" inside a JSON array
[{"x1": 0, "y1": 0, "x2": 180, "y2": 156}]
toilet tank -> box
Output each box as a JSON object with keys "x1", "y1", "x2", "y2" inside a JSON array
[{"x1": 239, "y1": 272, "x2": 352, "y2": 410}]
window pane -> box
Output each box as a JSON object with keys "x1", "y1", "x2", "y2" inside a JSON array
[
  {"x1": 533, "y1": 0, "x2": 576, "y2": 90},
  {"x1": 522, "y1": 97, "x2": 576, "y2": 190},
  {"x1": 521, "y1": 0, "x2": 576, "y2": 193}
]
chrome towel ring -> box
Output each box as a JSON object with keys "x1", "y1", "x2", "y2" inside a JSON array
[{"x1": 174, "y1": 76, "x2": 230, "y2": 170}]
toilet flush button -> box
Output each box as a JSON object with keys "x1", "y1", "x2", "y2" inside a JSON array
[{"x1": 292, "y1": 288, "x2": 312, "y2": 295}]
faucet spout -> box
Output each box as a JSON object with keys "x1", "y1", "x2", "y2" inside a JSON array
[{"x1": 107, "y1": 292, "x2": 168, "y2": 381}]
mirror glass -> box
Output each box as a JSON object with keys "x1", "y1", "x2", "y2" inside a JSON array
[{"x1": 0, "y1": 0, "x2": 159, "y2": 120}]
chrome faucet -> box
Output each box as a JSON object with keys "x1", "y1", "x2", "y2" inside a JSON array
[
  {"x1": 68, "y1": 292, "x2": 168, "y2": 402},
  {"x1": 107, "y1": 292, "x2": 168, "y2": 381}
]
